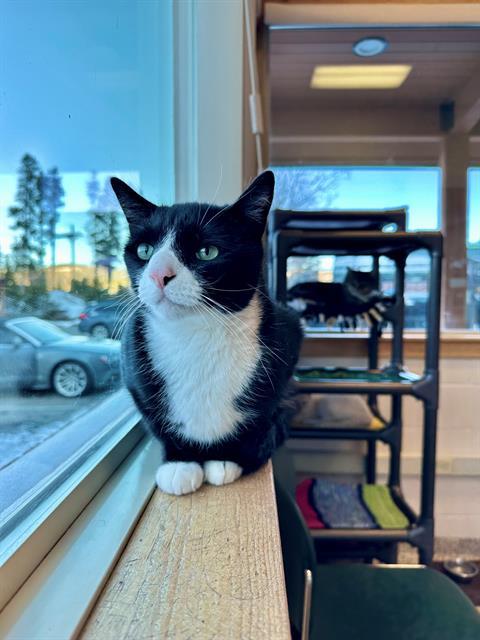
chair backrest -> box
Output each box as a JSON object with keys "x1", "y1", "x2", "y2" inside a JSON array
[
  {"x1": 316, "y1": 563, "x2": 480, "y2": 640},
  {"x1": 275, "y1": 478, "x2": 316, "y2": 639},
  {"x1": 272, "y1": 446, "x2": 297, "y2": 496}
]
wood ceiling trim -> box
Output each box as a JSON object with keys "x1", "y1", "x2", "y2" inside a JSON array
[
  {"x1": 272, "y1": 1, "x2": 480, "y2": 4},
  {"x1": 453, "y1": 65, "x2": 480, "y2": 132},
  {"x1": 268, "y1": 25, "x2": 480, "y2": 111},
  {"x1": 265, "y1": 3, "x2": 480, "y2": 25},
  {"x1": 270, "y1": 29, "x2": 480, "y2": 44}
]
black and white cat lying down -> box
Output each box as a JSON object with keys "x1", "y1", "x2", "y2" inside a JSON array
[{"x1": 111, "y1": 172, "x2": 302, "y2": 495}]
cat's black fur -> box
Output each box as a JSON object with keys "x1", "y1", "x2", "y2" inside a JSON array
[
  {"x1": 112, "y1": 172, "x2": 303, "y2": 475},
  {"x1": 287, "y1": 268, "x2": 390, "y2": 327}
]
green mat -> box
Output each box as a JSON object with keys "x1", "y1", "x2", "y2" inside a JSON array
[
  {"x1": 362, "y1": 485, "x2": 409, "y2": 529},
  {"x1": 295, "y1": 366, "x2": 418, "y2": 384}
]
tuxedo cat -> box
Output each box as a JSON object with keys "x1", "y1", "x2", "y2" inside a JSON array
[
  {"x1": 287, "y1": 269, "x2": 390, "y2": 328},
  {"x1": 111, "y1": 172, "x2": 302, "y2": 495}
]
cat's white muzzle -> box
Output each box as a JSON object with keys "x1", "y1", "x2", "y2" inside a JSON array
[{"x1": 138, "y1": 239, "x2": 203, "y2": 317}]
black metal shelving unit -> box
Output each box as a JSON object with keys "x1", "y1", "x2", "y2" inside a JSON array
[{"x1": 268, "y1": 209, "x2": 443, "y2": 564}]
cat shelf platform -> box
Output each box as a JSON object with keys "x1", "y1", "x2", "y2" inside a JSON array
[
  {"x1": 296, "y1": 479, "x2": 411, "y2": 531},
  {"x1": 293, "y1": 366, "x2": 437, "y2": 403},
  {"x1": 269, "y1": 207, "x2": 407, "y2": 233}
]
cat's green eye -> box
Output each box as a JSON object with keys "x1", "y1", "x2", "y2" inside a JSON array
[
  {"x1": 196, "y1": 246, "x2": 219, "y2": 261},
  {"x1": 137, "y1": 243, "x2": 154, "y2": 261}
]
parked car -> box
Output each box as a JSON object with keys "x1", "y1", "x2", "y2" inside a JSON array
[
  {"x1": 0, "y1": 317, "x2": 121, "y2": 397},
  {"x1": 404, "y1": 296, "x2": 428, "y2": 329},
  {"x1": 79, "y1": 299, "x2": 124, "y2": 339}
]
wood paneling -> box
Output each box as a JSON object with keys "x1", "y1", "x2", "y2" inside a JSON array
[
  {"x1": 80, "y1": 463, "x2": 290, "y2": 640},
  {"x1": 271, "y1": 106, "x2": 439, "y2": 136},
  {"x1": 274, "y1": 0, "x2": 480, "y2": 4},
  {"x1": 300, "y1": 332, "x2": 480, "y2": 360},
  {"x1": 270, "y1": 27, "x2": 480, "y2": 113}
]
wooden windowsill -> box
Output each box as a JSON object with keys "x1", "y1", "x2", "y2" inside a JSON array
[
  {"x1": 80, "y1": 462, "x2": 291, "y2": 640},
  {"x1": 301, "y1": 330, "x2": 480, "y2": 360}
]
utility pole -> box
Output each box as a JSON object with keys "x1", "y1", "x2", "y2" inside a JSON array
[{"x1": 55, "y1": 224, "x2": 82, "y2": 282}]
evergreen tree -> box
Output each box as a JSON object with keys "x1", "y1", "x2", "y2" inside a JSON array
[
  {"x1": 86, "y1": 175, "x2": 123, "y2": 287},
  {"x1": 8, "y1": 153, "x2": 45, "y2": 271},
  {"x1": 70, "y1": 276, "x2": 109, "y2": 302},
  {"x1": 86, "y1": 171, "x2": 100, "y2": 209},
  {"x1": 0, "y1": 254, "x2": 19, "y2": 313},
  {"x1": 2, "y1": 255, "x2": 20, "y2": 295},
  {"x1": 42, "y1": 167, "x2": 65, "y2": 269}
]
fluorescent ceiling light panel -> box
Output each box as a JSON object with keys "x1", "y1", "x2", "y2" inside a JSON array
[{"x1": 311, "y1": 65, "x2": 411, "y2": 90}]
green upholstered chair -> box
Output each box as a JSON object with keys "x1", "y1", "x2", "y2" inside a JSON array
[{"x1": 275, "y1": 479, "x2": 480, "y2": 640}]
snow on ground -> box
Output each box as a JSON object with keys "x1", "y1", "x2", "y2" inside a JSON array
[{"x1": 0, "y1": 391, "x2": 109, "y2": 471}]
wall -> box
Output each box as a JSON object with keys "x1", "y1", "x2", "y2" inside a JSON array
[{"x1": 380, "y1": 355, "x2": 480, "y2": 538}]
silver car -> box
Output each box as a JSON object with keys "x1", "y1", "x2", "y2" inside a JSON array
[{"x1": 0, "y1": 317, "x2": 121, "y2": 398}]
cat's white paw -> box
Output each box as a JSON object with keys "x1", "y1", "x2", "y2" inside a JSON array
[
  {"x1": 204, "y1": 460, "x2": 243, "y2": 486},
  {"x1": 155, "y1": 461, "x2": 204, "y2": 495}
]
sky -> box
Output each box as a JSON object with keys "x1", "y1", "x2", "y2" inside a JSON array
[
  {"x1": 273, "y1": 166, "x2": 441, "y2": 231},
  {"x1": 0, "y1": 171, "x2": 139, "y2": 264},
  {"x1": 1, "y1": 165, "x2": 478, "y2": 267},
  {"x1": 1, "y1": 2, "x2": 478, "y2": 267},
  {"x1": 0, "y1": 166, "x2": 446, "y2": 264},
  {"x1": 0, "y1": 0, "x2": 173, "y2": 265},
  {"x1": 468, "y1": 169, "x2": 480, "y2": 245}
]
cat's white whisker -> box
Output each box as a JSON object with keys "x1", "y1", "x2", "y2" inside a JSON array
[
  {"x1": 199, "y1": 163, "x2": 223, "y2": 227},
  {"x1": 198, "y1": 296, "x2": 275, "y2": 392},
  {"x1": 200, "y1": 293, "x2": 287, "y2": 366},
  {"x1": 113, "y1": 298, "x2": 143, "y2": 338},
  {"x1": 203, "y1": 178, "x2": 265, "y2": 229}
]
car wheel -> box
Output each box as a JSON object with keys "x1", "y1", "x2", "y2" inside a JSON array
[
  {"x1": 52, "y1": 362, "x2": 90, "y2": 398},
  {"x1": 91, "y1": 323, "x2": 110, "y2": 339}
]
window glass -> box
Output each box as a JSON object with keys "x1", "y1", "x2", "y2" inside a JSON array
[
  {"x1": 0, "y1": 1, "x2": 172, "y2": 496},
  {"x1": 0, "y1": 328, "x2": 18, "y2": 345},
  {"x1": 11, "y1": 319, "x2": 69, "y2": 345},
  {"x1": 272, "y1": 166, "x2": 441, "y2": 331},
  {"x1": 467, "y1": 168, "x2": 480, "y2": 330}
]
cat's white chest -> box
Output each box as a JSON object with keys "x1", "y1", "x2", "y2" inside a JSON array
[{"x1": 146, "y1": 298, "x2": 261, "y2": 444}]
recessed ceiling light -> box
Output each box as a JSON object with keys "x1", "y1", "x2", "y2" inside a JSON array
[
  {"x1": 310, "y1": 65, "x2": 411, "y2": 90},
  {"x1": 353, "y1": 37, "x2": 388, "y2": 57}
]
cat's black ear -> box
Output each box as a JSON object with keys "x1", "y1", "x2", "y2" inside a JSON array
[
  {"x1": 110, "y1": 178, "x2": 156, "y2": 225},
  {"x1": 234, "y1": 170, "x2": 275, "y2": 228}
]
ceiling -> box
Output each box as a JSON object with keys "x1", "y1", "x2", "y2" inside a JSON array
[{"x1": 269, "y1": 27, "x2": 480, "y2": 110}]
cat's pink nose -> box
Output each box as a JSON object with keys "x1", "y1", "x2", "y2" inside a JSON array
[{"x1": 150, "y1": 268, "x2": 176, "y2": 289}]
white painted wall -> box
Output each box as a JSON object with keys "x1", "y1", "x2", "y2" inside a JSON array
[{"x1": 379, "y1": 356, "x2": 480, "y2": 538}]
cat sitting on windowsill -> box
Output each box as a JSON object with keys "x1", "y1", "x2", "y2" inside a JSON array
[{"x1": 111, "y1": 172, "x2": 302, "y2": 496}]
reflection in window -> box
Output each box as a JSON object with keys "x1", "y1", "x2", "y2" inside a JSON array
[
  {"x1": 0, "y1": 1, "x2": 172, "y2": 478},
  {"x1": 467, "y1": 169, "x2": 480, "y2": 329},
  {"x1": 273, "y1": 166, "x2": 441, "y2": 331}
]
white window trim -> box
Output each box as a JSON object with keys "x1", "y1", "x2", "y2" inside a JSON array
[
  {"x1": 0, "y1": 393, "x2": 142, "y2": 610},
  {"x1": 0, "y1": 437, "x2": 162, "y2": 639},
  {"x1": 173, "y1": 0, "x2": 244, "y2": 204}
]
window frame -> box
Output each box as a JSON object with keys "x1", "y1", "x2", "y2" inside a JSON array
[
  {"x1": 0, "y1": 435, "x2": 162, "y2": 638},
  {"x1": 0, "y1": 391, "x2": 142, "y2": 610},
  {"x1": 0, "y1": 0, "x2": 247, "y2": 626},
  {"x1": 271, "y1": 162, "x2": 480, "y2": 333},
  {"x1": 467, "y1": 165, "x2": 480, "y2": 329}
]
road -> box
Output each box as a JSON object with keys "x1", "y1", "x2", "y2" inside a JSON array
[{"x1": 0, "y1": 390, "x2": 112, "y2": 471}]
